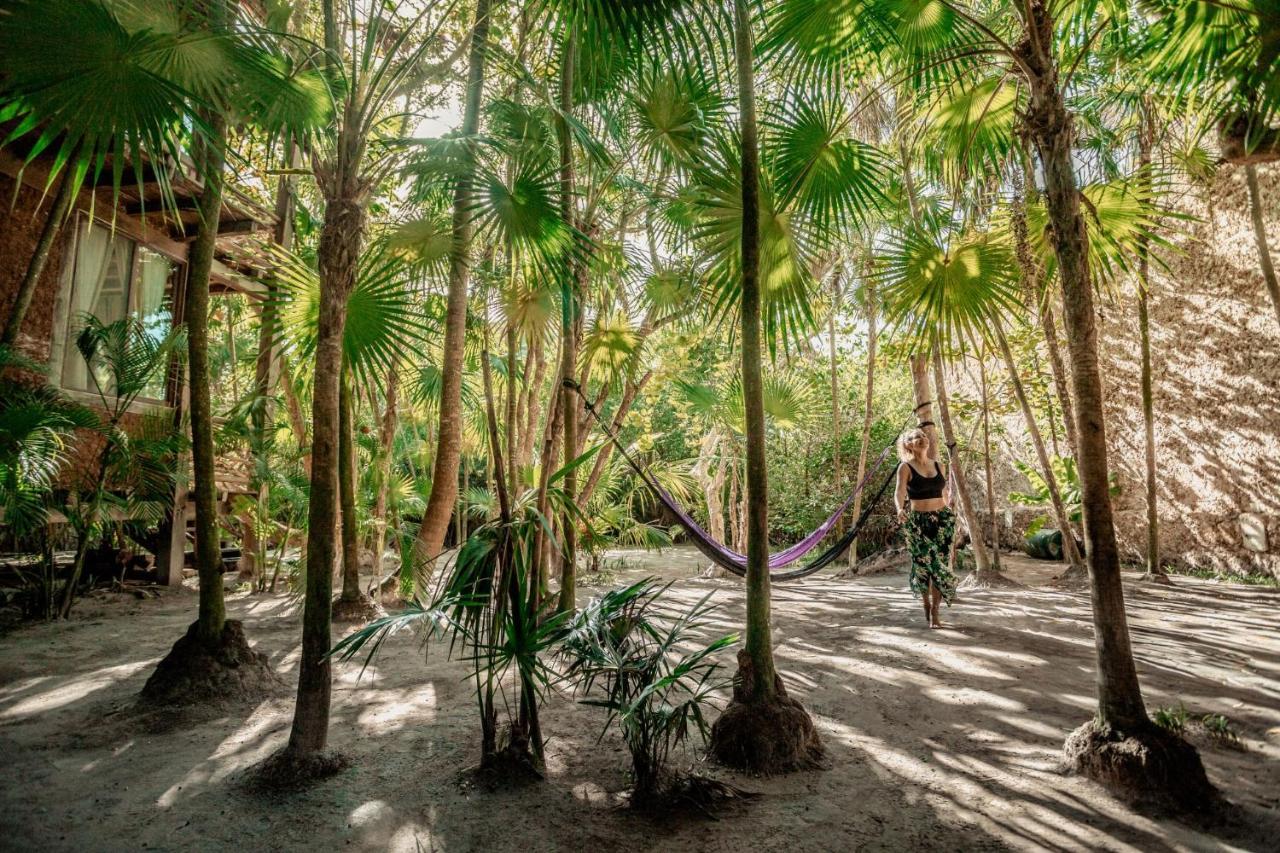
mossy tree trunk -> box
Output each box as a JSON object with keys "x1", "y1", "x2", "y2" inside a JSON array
[{"x1": 188, "y1": 104, "x2": 229, "y2": 646}]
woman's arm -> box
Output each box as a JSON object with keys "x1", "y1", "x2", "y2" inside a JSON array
[
  {"x1": 942, "y1": 461, "x2": 953, "y2": 507},
  {"x1": 894, "y1": 463, "x2": 909, "y2": 520}
]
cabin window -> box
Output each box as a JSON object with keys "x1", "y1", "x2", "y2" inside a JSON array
[{"x1": 60, "y1": 219, "x2": 177, "y2": 399}]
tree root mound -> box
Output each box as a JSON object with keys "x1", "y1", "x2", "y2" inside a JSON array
[
  {"x1": 140, "y1": 620, "x2": 280, "y2": 707},
  {"x1": 709, "y1": 651, "x2": 825, "y2": 774},
  {"x1": 331, "y1": 593, "x2": 385, "y2": 624},
  {"x1": 1064, "y1": 719, "x2": 1223, "y2": 814},
  {"x1": 958, "y1": 570, "x2": 1026, "y2": 591},
  {"x1": 1138, "y1": 572, "x2": 1174, "y2": 586},
  {"x1": 248, "y1": 745, "x2": 351, "y2": 791},
  {"x1": 1050, "y1": 565, "x2": 1090, "y2": 589}
]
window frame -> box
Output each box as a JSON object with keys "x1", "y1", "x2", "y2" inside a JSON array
[{"x1": 50, "y1": 212, "x2": 187, "y2": 409}]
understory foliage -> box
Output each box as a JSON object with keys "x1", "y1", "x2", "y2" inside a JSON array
[{"x1": 559, "y1": 579, "x2": 736, "y2": 806}]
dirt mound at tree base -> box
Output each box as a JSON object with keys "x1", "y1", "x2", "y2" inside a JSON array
[
  {"x1": 248, "y1": 746, "x2": 351, "y2": 791},
  {"x1": 709, "y1": 650, "x2": 824, "y2": 774},
  {"x1": 1064, "y1": 719, "x2": 1223, "y2": 815},
  {"x1": 140, "y1": 619, "x2": 281, "y2": 707},
  {"x1": 331, "y1": 593, "x2": 385, "y2": 623}
]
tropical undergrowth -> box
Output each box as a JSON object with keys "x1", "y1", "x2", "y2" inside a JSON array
[{"x1": 558, "y1": 578, "x2": 748, "y2": 812}]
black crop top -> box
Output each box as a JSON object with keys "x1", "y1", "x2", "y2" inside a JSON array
[{"x1": 904, "y1": 460, "x2": 946, "y2": 500}]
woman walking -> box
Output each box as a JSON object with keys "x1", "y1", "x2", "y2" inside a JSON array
[{"x1": 894, "y1": 426, "x2": 955, "y2": 628}]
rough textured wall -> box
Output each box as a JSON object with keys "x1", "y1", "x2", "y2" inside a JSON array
[
  {"x1": 962, "y1": 163, "x2": 1280, "y2": 579},
  {"x1": 0, "y1": 172, "x2": 71, "y2": 362},
  {"x1": 1097, "y1": 161, "x2": 1280, "y2": 577}
]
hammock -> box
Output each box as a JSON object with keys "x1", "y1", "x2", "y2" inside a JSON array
[{"x1": 568, "y1": 380, "x2": 911, "y2": 581}]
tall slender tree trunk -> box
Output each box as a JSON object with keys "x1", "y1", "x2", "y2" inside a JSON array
[
  {"x1": 188, "y1": 110, "x2": 229, "y2": 645},
  {"x1": 734, "y1": 0, "x2": 775, "y2": 701},
  {"x1": 1137, "y1": 108, "x2": 1166, "y2": 583},
  {"x1": 827, "y1": 272, "x2": 843, "y2": 552},
  {"x1": 505, "y1": 320, "x2": 518, "y2": 498},
  {"x1": 1020, "y1": 5, "x2": 1146, "y2": 729},
  {"x1": 1245, "y1": 164, "x2": 1280, "y2": 332},
  {"x1": 415, "y1": 0, "x2": 493, "y2": 577},
  {"x1": 370, "y1": 366, "x2": 398, "y2": 585},
  {"x1": 978, "y1": 350, "x2": 1001, "y2": 571},
  {"x1": 994, "y1": 324, "x2": 1082, "y2": 571},
  {"x1": 1014, "y1": 148, "x2": 1078, "y2": 459},
  {"x1": 555, "y1": 34, "x2": 580, "y2": 615},
  {"x1": 930, "y1": 343, "x2": 991, "y2": 574},
  {"x1": 711, "y1": 1, "x2": 822, "y2": 772},
  {"x1": 337, "y1": 371, "x2": 363, "y2": 604},
  {"x1": 2, "y1": 149, "x2": 77, "y2": 347},
  {"x1": 850, "y1": 277, "x2": 877, "y2": 567}
]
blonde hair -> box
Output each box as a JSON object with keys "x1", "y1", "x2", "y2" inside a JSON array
[{"x1": 897, "y1": 428, "x2": 927, "y2": 462}]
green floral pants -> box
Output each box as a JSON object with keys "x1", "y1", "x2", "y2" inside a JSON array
[{"x1": 905, "y1": 508, "x2": 957, "y2": 604}]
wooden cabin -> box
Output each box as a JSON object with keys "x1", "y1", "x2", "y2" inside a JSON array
[{"x1": 0, "y1": 145, "x2": 276, "y2": 585}]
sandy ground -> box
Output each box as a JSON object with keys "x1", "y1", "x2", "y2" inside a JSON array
[{"x1": 0, "y1": 547, "x2": 1277, "y2": 852}]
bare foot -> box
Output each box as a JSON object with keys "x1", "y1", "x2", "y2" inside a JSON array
[{"x1": 929, "y1": 620, "x2": 944, "y2": 629}]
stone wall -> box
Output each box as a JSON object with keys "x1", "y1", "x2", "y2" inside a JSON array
[{"x1": 959, "y1": 162, "x2": 1280, "y2": 579}]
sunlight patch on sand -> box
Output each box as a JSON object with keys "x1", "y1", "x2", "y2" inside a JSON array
[
  {"x1": 826, "y1": 719, "x2": 1152, "y2": 852},
  {"x1": 156, "y1": 701, "x2": 288, "y2": 807},
  {"x1": 0, "y1": 661, "x2": 151, "y2": 720},
  {"x1": 353, "y1": 684, "x2": 438, "y2": 728}
]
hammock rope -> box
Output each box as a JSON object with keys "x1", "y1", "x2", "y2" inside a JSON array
[{"x1": 566, "y1": 379, "x2": 922, "y2": 581}]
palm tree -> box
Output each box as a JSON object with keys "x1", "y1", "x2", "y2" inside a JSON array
[
  {"x1": 415, "y1": 0, "x2": 496, "y2": 585},
  {"x1": 259, "y1": 0, "x2": 450, "y2": 781},
  {"x1": 707, "y1": 0, "x2": 823, "y2": 773}
]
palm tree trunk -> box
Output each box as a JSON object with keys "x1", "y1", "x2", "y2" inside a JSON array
[
  {"x1": 1014, "y1": 148, "x2": 1078, "y2": 459},
  {"x1": 414, "y1": 0, "x2": 493, "y2": 577},
  {"x1": 371, "y1": 366, "x2": 398, "y2": 583},
  {"x1": 1022, "y1": 6, "x2": 1146, "y2": 729},
  {"x1": 2, "y1": 150, "x2": 77, "y2": 346},
  {"x1": 733, "y1": 0, "x2": 776, "y2": 702},
  {"x1": 711, "y1": 1, "x2": 822, "y2": 773},
  {"x1": 337, "y1": 370, "x2": 361, "y2": 602},
  {"x1": 978, "y1": 350, "x2": 1001, "y2": 571},
  {"x1": 994, "y1": 324, "x2": 1083, "y2": 571},
  {"x1": 577, "y1": 370, "x2": 653, "y2": 507},
  {"x1": 1245, "y1": 164, "x2": 1280, "y2": 332},
  {"x1": 827, "y1": 272, "x2": 843, "y2": 551},
  {"x1": 289, "y1": 193, "x2": 363, "y2": 755},
  {"x1": 555, "y1": 33, "x2": 579, "y2": 615},
  {"x1": 505, "y1": 320, "x2": 518, "y2": 498},
  {"x1": 1137, "y1": 109, "x2": 1165, "y2": 582},
  {"x1": 850, "y1": 277, "x2": 877, "y2": 567},
  {"x1": 188, "y1": 109, "x2": 229, "y2": 645},
  {"x1": 930, "y1": 343, "x2": 992, "y2": 574}
]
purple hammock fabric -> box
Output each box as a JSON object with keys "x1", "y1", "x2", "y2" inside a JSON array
[{"x1": 636, "y1": 442, "x2": 896, "y2": 571}]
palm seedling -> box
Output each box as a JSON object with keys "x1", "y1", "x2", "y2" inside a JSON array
[{"x1": 558, "y1": 578, "x2": 741, "y2": 810}]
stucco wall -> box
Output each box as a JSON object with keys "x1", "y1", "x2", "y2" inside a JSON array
[
  {"x1": 1097, "y1": 161, "x2": 1280, "y2": 577},
  {"x1": 962, "y1": 162, "x2": 1280, "y2": 579}
]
